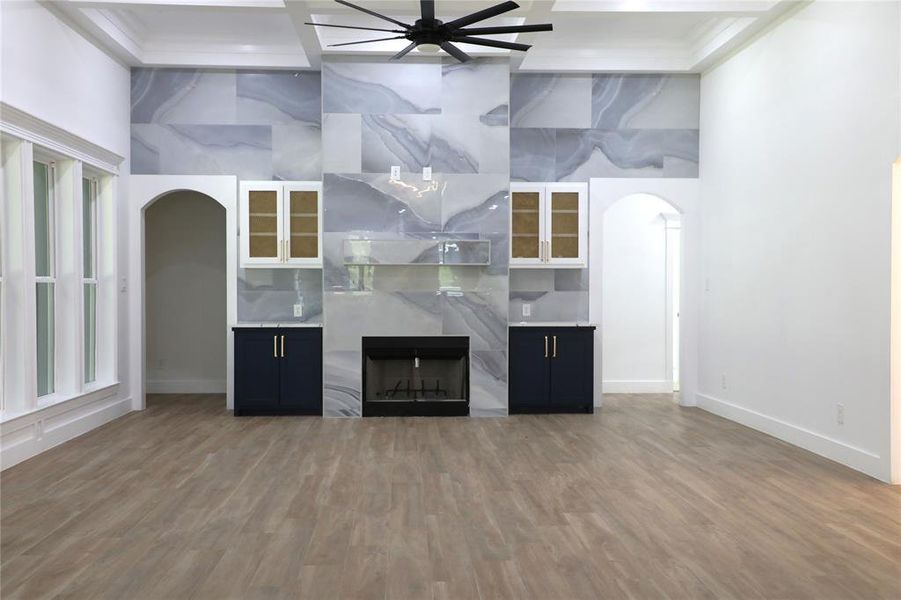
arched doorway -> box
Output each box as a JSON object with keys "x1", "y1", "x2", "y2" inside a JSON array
[
  {"x1": 128, "y1": 175, "x2": 238, "y2": 411},
  {"x1": 601, "y1": 193, "x2": 682, "y2": 398},
  {"x1": 144, "y1": 191, "x2": 225, "y2": 403}
]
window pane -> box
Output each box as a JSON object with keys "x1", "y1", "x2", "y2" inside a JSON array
[
  {"x1": 34, "y1": 163, "x2": 52, "y2": 277},
  {"x1": 82, "y1": 178, "x2": 95, "y2": 279},
  {"x1": 36, "y1": 282, "x2": 55, "y2": 396},
  {"x1": 84, "y1": 283, "x2": 96, "y2": 383}
]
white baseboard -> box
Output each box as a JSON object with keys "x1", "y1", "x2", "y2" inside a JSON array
[
  {"x1": 603, "y1": 380, "x2": 674, "y2": 394},
  {"x1": 1, "y1": 387, "x2": 132, "y2": 470},
  {"x1": 696, "y1": 392, "x2": 888, "y2": 482},
  {"x1": 146, "y1": 379, "x2": 226, "y2": 394}
]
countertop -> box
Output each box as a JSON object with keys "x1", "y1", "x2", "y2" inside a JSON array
[
  {"x1": 509, "y1": 322, "x2": 596, "y2": 328},
  {"x1": 233, "y1": 322, "x2": 323, "y2": 329}
]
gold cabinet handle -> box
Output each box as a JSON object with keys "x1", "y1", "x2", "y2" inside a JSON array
[
  {"x1": 553, "y1": 335, "x2": 557, "y2": 358},
  {"x1": 273, "y1": 335, "x2": 277, "y2": 358},
  {"x1": 280, "y1": 335, "x2": 285, "y2": 358},
  {"x1": 544, "y1": 335, "x2": 548, "y2": 358}
]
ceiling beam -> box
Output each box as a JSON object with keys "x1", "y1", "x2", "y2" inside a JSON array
[{"x1": 284, "y1": 0, "x2": 325, "y2": 69}]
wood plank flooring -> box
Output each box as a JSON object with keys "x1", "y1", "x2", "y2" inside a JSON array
[{"x1": 2, "y1": 393, "x2": 900, "y2": 599}]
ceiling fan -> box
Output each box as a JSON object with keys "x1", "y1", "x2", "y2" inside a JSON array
[{"x1": 306, "y1": 0, "x2": 553, "y2": 63}]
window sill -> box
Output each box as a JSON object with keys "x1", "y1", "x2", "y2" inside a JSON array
[{"x1": 1, "y1": 382, "x2": 120, "y2": 425}]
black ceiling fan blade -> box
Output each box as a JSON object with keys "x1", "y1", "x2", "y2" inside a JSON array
[
  {"x1": 421, "y1": 0, "x2": 435, "y2": 21},
  {"x1": 439, "y1": 42, "x2": 473, "y2": 63},
  {"x1": 452, "y1": 35, "x2": 531, "y2": 51},
  {"x1": 391, "y1": 42, "x2": 419, "y2": 60},
  {"x1": 455, "y1": 23, "x2": 553, "y2": 35},
  {"x1": 305, "y1": 22, "x2": 405, "y2": 34},
  {"x1": 445, "y1": 1, "x2": 519, "y2": 30},
  {"x1": 334, "y1": 0, "x2": 412, "y2": 29},
  {"x1": 329, "y1": 36, "x2": 407, "y2": 47}
]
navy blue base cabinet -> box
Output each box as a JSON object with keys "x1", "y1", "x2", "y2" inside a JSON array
[
  {"x1": 233, "y1": 327, "x2": 322, "y2": 416},
  {"x1": 509, "y1": 326, "x2": 595, "y2": 414}
]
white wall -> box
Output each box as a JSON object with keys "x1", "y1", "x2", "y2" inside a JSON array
[
  {"x1": 145, "y1": 191, "x2": 226, "y2": 393},
  {"x1": 0, "y1": 0, "x2": 132, "y2": 468},
  {"x1": 602, "y1": 194, "x2": 678, "y2": 393},
  {"x1": 699, "y1": 1, "x2": 901, "y2": 482}
]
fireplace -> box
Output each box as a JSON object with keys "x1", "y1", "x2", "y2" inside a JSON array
[{"x1": 362, "y1": 336, "x2": 469, "y2": 417}]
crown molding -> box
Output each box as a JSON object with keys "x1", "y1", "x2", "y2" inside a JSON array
[{"x1": 0, "y1": 103, "x2": 124, "y2": 175}]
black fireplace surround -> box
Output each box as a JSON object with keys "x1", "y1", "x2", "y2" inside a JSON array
[{"x1": 362, "y1": 336, "x2": 469, "y2": 417}]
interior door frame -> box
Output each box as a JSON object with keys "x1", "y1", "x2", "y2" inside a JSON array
[
  {"x1": 128, "y1": 175, "x2": 237, "y2": 411},
  {"x1": 588, "y1": 178, "x2": 700, "y2": 408}
]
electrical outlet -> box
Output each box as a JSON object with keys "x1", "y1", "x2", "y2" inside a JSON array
[
  {"x1": 422, "y1": 166, "x2": 432, "y2": 181},
  {"x1": 522, "y1": 303, "x2": 531, "y2": 317},
  {"x1": 390, "y1": 166, "x2": 400, "y2": 180},
  {"x1": 293, "y1": 303, "x2": 303, "y2": 318},
  {"x1": 836, "y1": 403, "x2": 845, "y2": 425},
  {"x1": 721, "y1": 374, "x2": 727, "y2": 390}
]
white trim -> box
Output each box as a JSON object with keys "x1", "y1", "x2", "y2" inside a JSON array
[
  {"x1": 146, "y1": 379, "x2": 227, "y2": 394},
  {"x1": 603, "y1": 380, "x2": 675, "y2": 394},
  {"x1": 891, "y1": 159, "x2": 901, "y2": 484},
  {"x1": 697, "y1": 392, "x2": 886, "y2": 482},
  {"x1": 129, "y1": 175, "x2": 238, "y2": 412},
  {"x1": 1, "y1": 386, "x2": 128, "y2": 470},
  {"x1": 0, "y1": 103, "x2": 123, "y2": 175}
]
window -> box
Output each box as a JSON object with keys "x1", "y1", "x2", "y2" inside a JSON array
[
  {"x1": 83, "y1": 177, "x2": 98, "y2": 384},
  {"x1": 34, "y1": 161, "x2": 55, "y2": 397}
]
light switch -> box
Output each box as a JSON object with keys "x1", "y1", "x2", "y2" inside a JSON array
[
  {"x1": 390, "y1": 166, "x2": 401, "y2": 180},
  {"x1": 522, "y1": 303, "x2": 531, "y2": 317},
  {"x1": 422, "y1": 166, "x2": 432, "y2": 181},
  {"x1": 293, "y1": 303, "x2": 303, "y2": 317}
]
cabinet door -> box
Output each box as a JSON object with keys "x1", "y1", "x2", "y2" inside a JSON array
[
  {"x1": 284, "y1": 182, "x2": 322, "y2": 267},
  {"x1": 234, "y1": 330, "x2": 282, "y2": 415},
  {"x1": 510, "y1": 184, "x2": 546, "y2": 267},
  {"x1": 548, "y1": 329, "x2": 593, "y2": 413},
  {"x1": 546, "y1": 183, "x2": 587, "y2": 268},
  {"x1": 279, "y1": 328, "x2": 323, "y2": 415},
  {"x1": 508, "y1": 328, "x2": 551, "y2": 413},
  {"x1": 240, "y1": 181, "x2": 283, "y2": 267}
]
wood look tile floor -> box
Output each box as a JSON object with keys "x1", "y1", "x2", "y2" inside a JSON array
[{"x1": 2, "y1": 394, "x2": 900, "y2": 599}]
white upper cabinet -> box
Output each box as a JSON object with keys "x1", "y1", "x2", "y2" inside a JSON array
[
  {"x1": 240, "y1": 181, "x2": 322, "y2": 268},
  {"x1": 510, "y1": 182, "x2": 587, "y2": 268}
]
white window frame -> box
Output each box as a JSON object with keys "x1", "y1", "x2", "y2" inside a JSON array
[
  {"x1": 33, "y1": 157, "x2": 57, "y2": 399},
  {"x1": 82, "y1": 175, "x2": 99, "y2": 385}
]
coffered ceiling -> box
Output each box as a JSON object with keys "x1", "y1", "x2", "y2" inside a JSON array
[{"x1": 46, "y1": 0, "x2": 803, "y2": 71}]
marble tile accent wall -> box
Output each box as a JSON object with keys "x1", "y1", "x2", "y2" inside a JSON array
[
  {"x1": 321, "y1": 57, "x2": 510, "y2": 417},
  {"x1": 508, "y1": 73, "x2": 699, "y2": 323},
  {"x1": 132, "y1": 67, "x2": 325, "y2": 325}
]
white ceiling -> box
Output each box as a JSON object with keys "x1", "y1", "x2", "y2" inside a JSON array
[{"x1": 46, "y1": 0, "x2": 802, "y2": 72}]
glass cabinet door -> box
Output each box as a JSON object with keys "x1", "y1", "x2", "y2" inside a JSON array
[
  {"x1": 286, "y1": 186, "x2": 320, "y2": 263},
  {"x1": 246, "y1": 186, "x2": 281, "y2": 261},
  {"x1": 549, "y1": 190, "x2": 580, "y2": 260},
  {"x1": 511, "y1": 187, "x2": 544, "y2": 264}
]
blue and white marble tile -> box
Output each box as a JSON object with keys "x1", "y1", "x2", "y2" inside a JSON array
[
  {"x1": 323, "y1": 290, "x2": 442, "y2": 352},
  {"x1": 479, "y1": 123, "x2": 511, "y2": 175},
  {"x1": 555, "y1": 128, "x2": 699, "y2": 181},
  {"x1": 442, "y1": 240, "x2": 491, "y2": 265},
  {"x1": 441, "y1": 174, "x2": 508, "y2": 234},
  {"x1": 322, "y1": 60, "x2": 441, "y2": 115},
  {"x1": 322, "y1": 113, "x2": 362, "y2": 173},
  {"x1": 131, "y1": 125, "x2": 161, "y2": 174},
  {"x1": 511, "y1": 73, "x2": 592, "y2": 129},
  {"x1": 509, "y1": 290, "x2": 589, "y2": 323},
  {"x1": 236, "y1": 71, "x2": 321, "y2": 126},
  {"x1": 323, "y1": 350, "x2": 362, "y2": 417},
  {"x1": 131, "y1": 69, "x2": 237, "y2": 124},
  {"x1": 592, "y1": 74, "x2": 699, "y2": 129},
  {"x1": 510, "y1": 128, "x2": 556, "y2": 182},
  {"x1": 442, "y1": 291, "x2": 507, "y2": 351},
  {"x1": 509, "y1": 268, "x2": 555, "y2": 293},
  {"x1": 361, "y1": 114, "x2": 432, "y2": 173},
  {"x1": 155, "y1": 124, "x2": 273, "y2": 179},
  {"x1": 237, "y1": 268, "x2": 323, "y2": 323},
  {"x1": 430, "y1": 115, "x2": 480, "y2": 174},
  {"x1": 273, "y1": 123, "x2": 321, "y2": 181},
  {"x1": 554, "y1": 268, "x2": 589, "y2": 291},
  {"x1": 470, "y1": 350, "x2": 508, "y2": 417},
  {"x1": 323, "y1": 173, "x2": 442, "y2": 233},
  {"x1": 344, "y1": 239, "x2": 442, "y2": 265},
  {"x1": 441, "y1": 59, "x2": 509, "y2": 120}
]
